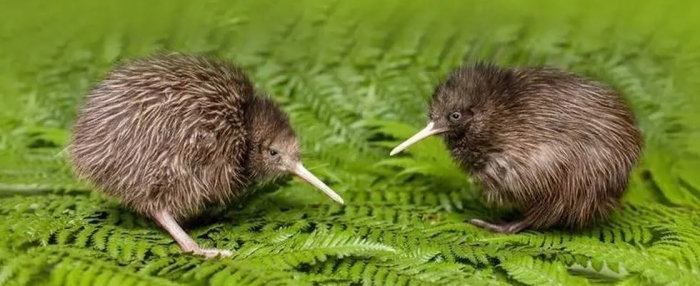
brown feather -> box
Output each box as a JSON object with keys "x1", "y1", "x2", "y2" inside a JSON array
[
  {"x1": 68, "y1": 53, "x2": 342, "y2": 257},
  {"x1": 398, "y1": 62, "x2": 643, "y2": 233}
]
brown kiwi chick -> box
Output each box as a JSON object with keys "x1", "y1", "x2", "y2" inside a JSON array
[
  {"x1": 68, "y1": 53, "x2": 344, "y2": 258},
  {"x1": 390, "y1": 62, "x2": 643, "y2": 234}
]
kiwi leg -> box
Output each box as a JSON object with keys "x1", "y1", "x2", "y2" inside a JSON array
[
  {"x1": 468, "y1": 218, "x2": 529, "y2": 234},
  {"x1": 153, "y1": 210, "x2": 233, "y2": 258}
]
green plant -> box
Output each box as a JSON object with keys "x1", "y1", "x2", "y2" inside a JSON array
[{"x1": 1, "y1": 0, "x2": 699, "y2": 285}]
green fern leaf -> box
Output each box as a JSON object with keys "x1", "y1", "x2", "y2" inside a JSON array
[{"x1": 498, "y1": 255, "x2": 590, "y2": 286}]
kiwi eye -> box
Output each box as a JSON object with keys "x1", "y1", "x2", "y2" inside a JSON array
[
  {"x1": 268, "y1": 149, "x2": 279, "y2": 156},
  {"x1": 449, "y1": 112, "x2": 462, "y2": 121}
]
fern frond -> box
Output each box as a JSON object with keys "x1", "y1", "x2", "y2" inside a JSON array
[
  {"x1": 498, "y1": 255, "x2": 590, "y2": 286},
  {"x1": 307, "y1": 256, "x2": 502, "y2": 286},
  {"x1": 138, "y1": 256, "x2": 308, "y2": 286},
  {"x1": 565, "y1": 239, "x2": 699, "y2": 285},
  {"x1": 233, "y1": 230, "x2": 396, "y2": 268},
  {"x1": 0, "y1": 246, "x2": 182, "y2": 286}
]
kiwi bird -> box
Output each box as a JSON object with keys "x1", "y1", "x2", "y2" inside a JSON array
[
  {"x1": 389, "y1": 63, "x2": 643, "y2": 234},
  {"x1": 68, "y1": 53, "x2": 344, "y2": 258}
]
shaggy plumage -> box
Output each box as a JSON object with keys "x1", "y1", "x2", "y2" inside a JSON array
[
  {"x1": 68, "y1": 53, "x2": 344, "y2": 258},
  {"x1": 390, "y1": 62, "x2": 643, "y2": 233}
]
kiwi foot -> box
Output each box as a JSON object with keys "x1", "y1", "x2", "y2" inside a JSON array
[
  {"x1": 469, "y1": 218, "x2": 529, "y2": 234},
  {"x1": 153, "y1": 210, "x2": 233, "y2": 259},
  {"x1": 190, "y1": 247, "x2": 233, "y2": 259}
]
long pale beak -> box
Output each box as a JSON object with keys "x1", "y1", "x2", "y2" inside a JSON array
[
  {"x1": 389, "y1": 122, "x2": 448, "y2": 156},
  {"x1": 290, "y1": 162, "x2": 345, "y2": 204}
]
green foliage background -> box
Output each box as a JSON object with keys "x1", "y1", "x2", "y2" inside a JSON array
[{"x1": 1, "y1": 0, "x2": 700, "y2": 285}]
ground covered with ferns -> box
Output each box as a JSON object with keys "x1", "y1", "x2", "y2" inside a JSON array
[{"x1": 1, "y1": 0, "x2": 700, "y2": 285}]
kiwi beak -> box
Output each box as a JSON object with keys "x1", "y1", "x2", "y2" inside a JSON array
[
  {"x1": 290, "y1": 162, "x2": 345, "y2": 204},
  {"x1": 390, "y1": 122, "x2": 448, "y2": 156}
]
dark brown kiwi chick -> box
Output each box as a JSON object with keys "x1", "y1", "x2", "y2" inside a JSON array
[
  {"x1": 390, "y1": 62, "x2": 643, "y2": 233},
  {"x1": 68, "y1": 53, "x2": 344, "y2": 258}
]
